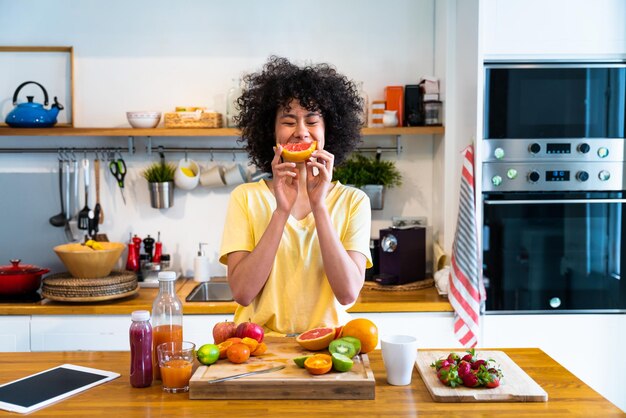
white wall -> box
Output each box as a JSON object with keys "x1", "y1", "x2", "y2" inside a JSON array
[{"x1": 0, "y1": 0, "x2": 441, "y2": 275}]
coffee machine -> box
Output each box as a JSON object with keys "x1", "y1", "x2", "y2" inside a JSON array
[{"x1": 374, "y1": 226, "x2": 427, "y2": 285}]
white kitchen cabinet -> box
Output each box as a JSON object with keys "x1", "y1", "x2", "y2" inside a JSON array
[
  {"x1": 29, "y1": 314, "x2": 234, "y2": 352},
  {"x1": 30, "y1": 315, "x2": 130, "y2": 351},
  {"x1": 0, "y1": 316, "x2": 31, "y2": 352},
  {"x1": 482, "y1": 314, "x2": 626, "y2": 412},
  {"x1": 482, "y1": 0, "x2": 626, "y2": 59}
]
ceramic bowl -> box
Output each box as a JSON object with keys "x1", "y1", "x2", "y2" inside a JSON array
[
  {"x1": 126, "y1": 111, "x2": 162, "y2": 128},
  {"x1": 53, "y1": 242, "x2": 125, "y2": 278}
]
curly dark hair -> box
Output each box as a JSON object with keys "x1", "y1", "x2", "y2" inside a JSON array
[{"x1": 236, "y1": 56, "x2": 364, "y2": 173}]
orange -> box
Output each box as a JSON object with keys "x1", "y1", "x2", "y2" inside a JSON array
[
  {"x1": 241, "y1": 337, "x2": 259, "y2": 353},
  {"x1": 281, "y1": 141, "x2": 316, "y2": 162},
  {"x1": 217, "y1": 340, "x2": 234, "y2": 359},
  {"x1": 341, "y1": 318, "x2": 378, "y2": 353},
  {"x1": 295, "y1": 327, "x2": 335, "y2": 351},
  {"x1": 304, "y1": 354, "x2": 333, "y2": 375},
  {"x1": 227, "y1": 343, "x2": 250, "y2": 364},
  {"x1": 251, "y1": 342, "x2": 267, "y2": 356}
]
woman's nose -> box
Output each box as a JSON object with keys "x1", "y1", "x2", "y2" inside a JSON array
[{"x1": 294, "y1": 120, "x2": 309, "y2": 139}]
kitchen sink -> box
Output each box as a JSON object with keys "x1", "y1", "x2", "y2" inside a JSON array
[{"x1": 186, "y1": 281, "x2": 233, "y2": 302}]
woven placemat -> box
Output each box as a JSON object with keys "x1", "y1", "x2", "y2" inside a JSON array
[
  {"x1": 43, "y1": 270, "x2": 136, "y2": 287},
  {"x1": 363, "y1": 278, "x2": 434, "y2": 291},
  {"x1": 42, "y1": 270, "x2": 138, "y2": 302}
]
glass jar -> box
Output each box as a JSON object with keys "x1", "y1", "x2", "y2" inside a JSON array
[
  {"x1": 424, "y1": 100, "x2": 443, "y2": 126},
  {"x1": 226, "y1": 78, "x2": 243, "y2": 128},
  {"x1": 151, "y1": 271, "x2": 183, "y2": 380},
  {"x1": 129, "y1": 310, "x2": 153, "y2": 388}
]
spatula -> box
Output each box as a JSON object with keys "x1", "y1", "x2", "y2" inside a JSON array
[
  {"x1": 94, "y1": 157, "x2": 104, "y2": 224},
  {"x1": 77, "y1": 158, "x2": 90, "y2": 230}
]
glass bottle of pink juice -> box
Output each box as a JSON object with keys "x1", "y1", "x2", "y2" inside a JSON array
[{"x1": 129, "y1": 310, "x2": 153, "y2": 388}]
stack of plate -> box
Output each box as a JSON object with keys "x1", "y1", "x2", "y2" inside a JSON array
[{"x1": 42, "y1": 271, "x2": 138, "y2": 302}]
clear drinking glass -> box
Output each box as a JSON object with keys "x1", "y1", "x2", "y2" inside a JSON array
[{"x1": 157, "y1": 341, "x2": 195, "y2": 393}]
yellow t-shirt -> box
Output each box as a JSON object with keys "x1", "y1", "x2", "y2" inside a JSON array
[{"x1": 219, "y1": 180, "x2": 373, "y2": 334}]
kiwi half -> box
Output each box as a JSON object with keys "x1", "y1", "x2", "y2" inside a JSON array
[
  {"x1": 338, "y1": 336, "x2": 361, "y2": 355},
  {"x1": 329, "y1": 339, "x2": 357, "y2": 359}
]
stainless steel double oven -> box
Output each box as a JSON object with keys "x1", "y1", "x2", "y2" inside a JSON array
[{"x1": 482, "y1": 61, "x2": 626, "y2": 313}]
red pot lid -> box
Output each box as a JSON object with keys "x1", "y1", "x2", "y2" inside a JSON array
[{"x1": 0, "y1": 259, "x2": 49, "y2": 276}]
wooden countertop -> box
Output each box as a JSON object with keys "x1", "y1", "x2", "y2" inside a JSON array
[
  {"x1": 0, "y1": 348, "x2": 622, "y2": 417},
  {"x1": 0, "y1": 278, "x2": 452, "y2": 316}
]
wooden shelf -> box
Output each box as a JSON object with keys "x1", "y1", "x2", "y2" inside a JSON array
[{"x1": 0, "y1": 126, "x2": 444, "y2": 137}]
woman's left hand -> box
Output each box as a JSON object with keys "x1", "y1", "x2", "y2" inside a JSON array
[{"x1": 306, "y1": 149, "x2": 334, "y2": 210}]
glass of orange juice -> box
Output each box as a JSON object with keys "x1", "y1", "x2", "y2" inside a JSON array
[{"x1": 157, "y1": 341, "x2": 195, "y2": 393}]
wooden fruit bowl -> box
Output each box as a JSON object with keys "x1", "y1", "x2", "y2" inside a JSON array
[{"x1": 53, "y1": 242, "x2": 125, "y2": 279}]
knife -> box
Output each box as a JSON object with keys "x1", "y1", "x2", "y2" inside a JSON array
[{"x1": 207, "y1": 365, "x2": 285, "y2": 384}]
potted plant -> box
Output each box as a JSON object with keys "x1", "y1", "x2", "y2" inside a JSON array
[
  {"x1": 142, "y1": 161, "x2": 176, "y2": 208},
  {"x1": 333, "y1": 153, "x2": 402, "y2": 210}
]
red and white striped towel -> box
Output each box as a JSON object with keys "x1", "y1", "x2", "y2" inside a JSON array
[{"x1": 448, "y1": 144, "x2": 486, "y2": 347}]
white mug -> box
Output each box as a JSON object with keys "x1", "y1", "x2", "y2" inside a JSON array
[
  {"x1": 381, "y1": 335, "x2": 418, "y2": 386},
  {"x1": 223, "y1": 164, "x2": 248, "y2": 186},
  {"x1": 174, "y1": 158, "x2": 200, "y2": 190},
  {"x1": 199, "y1": 165, "x2": 225, "y2": 188}
]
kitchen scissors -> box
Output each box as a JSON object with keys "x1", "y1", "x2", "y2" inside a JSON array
[{"x1": 109, "y1": 151, "x2": 127, "y2": 204}]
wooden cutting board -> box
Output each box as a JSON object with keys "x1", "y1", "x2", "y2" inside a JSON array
[
  {"x1": 415, "y1": 350, "x2": 548, "y2": 402},
  {"x1": 188, "y1": 336, "x2": 375, "y2": 400}
]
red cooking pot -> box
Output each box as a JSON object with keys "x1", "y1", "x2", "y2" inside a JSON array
[{"x1": 0, "y1": 259, "x2": 49, "y2": 295}]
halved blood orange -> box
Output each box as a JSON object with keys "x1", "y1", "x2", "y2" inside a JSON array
[
  {"x1": 304, "y1": 354, "x2": 333, "y2": 375},
  {"x1": 295, "y1": 327, "x2": 335, "y2": 351},
  {"x1": 281, "y1": 141, "x2": 316, "y2": 162}
]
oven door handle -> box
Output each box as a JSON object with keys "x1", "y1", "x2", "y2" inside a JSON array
[{"x1": 484, "y1": 198, "x2": 626, "y2": 205}]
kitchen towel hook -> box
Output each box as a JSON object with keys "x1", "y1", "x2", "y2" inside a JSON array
[
  {"x1": 232, "y1": 151, "x2": 236, "y2": 162},
  {"x1": 210, "y1": 151, "x2": 214, "y2": 162},
  {"x1": 184, "y1": 150, "x2": 188, "y2": 162}
]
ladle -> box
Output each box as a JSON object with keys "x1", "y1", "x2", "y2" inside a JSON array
[{"x1": 49, "y1": 158, "x2": 67, "y2": 227}]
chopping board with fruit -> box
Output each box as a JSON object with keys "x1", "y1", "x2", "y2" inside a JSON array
[
  {"x1": 415, "y1": 349, "x2": 548, "y2": 402},
  {"x1": 189, "y1": 319, "x2": 377, "y2": 400}
]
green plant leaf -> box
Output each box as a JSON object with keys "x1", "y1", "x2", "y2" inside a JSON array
[
  {"x1": 333, "y1": 153, "x2": 402, "y2": 188},
  {"x1": 142, "y1": 161, "x2": 176, "y2": 183}
]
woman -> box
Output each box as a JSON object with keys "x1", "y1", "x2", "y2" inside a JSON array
[{"x1": 219, "y1": 56, "x2": 372, "y2": 335}]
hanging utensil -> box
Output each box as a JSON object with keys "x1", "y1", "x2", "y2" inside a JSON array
[
  {"x1": 94, "y1": 155, "x2": 104, "y2": 224},
  {"x1": 72, "y1": 155, "x2": 79, "y2": 217},
  {"x1": 109, "y1": 151, "x2": 127, "y2": 205},
  {"x1": 49, "y1": 153, "x2": 66, "y2": 227},
  {"x1": 63, "y1": 158, "x2": 76, "y2": 242},
  {"x1": 77, "y1": 157, "x2": 90, "y2": 230}
]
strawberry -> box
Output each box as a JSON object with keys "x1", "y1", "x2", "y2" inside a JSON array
[
  {"x1": 437, "y1": 365, "x2": 463, "y2": 388},
  {"x1": 461, "y1": 348, "x2": 476, "y2": 363},
  {"x1": 446, "y1": 353, "x2": 460, "y2": 365},
  {"x1": 457, "y1": 360, "x2": 472, "y2": 377},
  {"x1": 485, "y1": 374, "x2": 501, "y2": 388},
  {"x1": 431, "y1": 358, "x2": 452, "y2": 371},
  {"x1": 461, "y1": 369, "x2": 480, "y2": 387},
  {"x1": 471, "y1": 359, "x2": 486, "y2": 370}
]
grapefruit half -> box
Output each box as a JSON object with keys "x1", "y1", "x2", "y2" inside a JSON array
[
  {"x1": 295, "y1": 327, "x2": 335, "y2": 351},
  {"x1": 281, "y1": 141, "x2": 317, "y2": 162}
]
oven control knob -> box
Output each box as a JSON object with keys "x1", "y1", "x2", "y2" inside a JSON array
[
  {"x1": 598, "y1": 170, "x2": 611, "y2": 181},
  {"x1": 597, "y1": 147, "x2": 609, "y2": 158},
  {"x1": 549, "y1": 297, "x2": 562, "y2": 309},
  {"x1": 528, "y1": 143, "x2": 541, "y2": 154},
  {"x1": 494, "y1": 147, "x2": 505, "y2": 160},
  {"x1": 576, "y1": 171, "x2": 589, "y2": 182},
  {"x1": 577, "y1": 143, "x2": 590, "y2": 154},
  {"x1": 527, "y1": 171, "x2": 540, "y2": 183},
  {"x1": 491, "y1": 175, "x2": 503, "y2": 187}
]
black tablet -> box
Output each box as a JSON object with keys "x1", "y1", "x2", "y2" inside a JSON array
[{"x1": 0, "y1": 364, "x2": 119, "y2": 414}]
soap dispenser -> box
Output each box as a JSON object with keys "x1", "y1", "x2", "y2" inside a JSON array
[{"x1": 193, "y1": 242, "x2": 210, "y2": 282}]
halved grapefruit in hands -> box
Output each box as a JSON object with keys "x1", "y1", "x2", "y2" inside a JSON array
[{"x1": 281, "y1": 141, "x2": 317, "y2": 162}]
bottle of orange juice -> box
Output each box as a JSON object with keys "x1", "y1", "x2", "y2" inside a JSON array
[{"x1": 152, "y1": 271, "x2": 183, "y2": 380}]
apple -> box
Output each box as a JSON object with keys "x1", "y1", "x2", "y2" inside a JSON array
[
  {"x1": 235, "y1": 321, "x2": 264, "y2": 343},
  {"x1": 212, "y1": 321, "x2": 237, "y2": 344}
]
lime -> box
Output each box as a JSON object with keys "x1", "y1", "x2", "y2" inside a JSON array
[
  {"x1": 197, "y1": 343, "x2": 220, "y2": 365},
  {"x1": 331, "y1": 352, "x2": 354, "y2": 372},
  {"x1": 339, "y1": 336, "x2": 361, "y2": 355},
  {"x1": 293, "y1": 355, "x2": 312, "y2": 368}
]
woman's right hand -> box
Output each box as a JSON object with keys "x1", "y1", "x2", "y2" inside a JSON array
[{"x1": 271, "y1": 145, "x2": 298, "y2": 214}]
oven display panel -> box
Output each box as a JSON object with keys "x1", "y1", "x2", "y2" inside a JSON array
[
  {"x1": 546, "y1": 143, "x2": 571, "y2": 154},
  {"x1": 546, "y1": 170, "x2": 570, "y2": 181}
]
